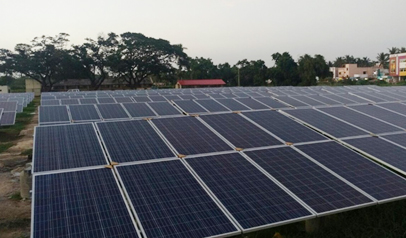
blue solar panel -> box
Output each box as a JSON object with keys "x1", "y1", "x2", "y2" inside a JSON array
[
  {"x1": 97, "y1": 97, "x2": 116, "y2": 104},
  {"x1": 339, "y1": 94, "x2": 370, "y2": 103},
  {"x1": 306, "y1": 95, "x2": 341, "y2": 105},
  {"x1": 152, "y1": 116, "x2": 232, "y2": 155},
  {"x1": 200, "y1": 113, "x2": 282, "y2": 149},
  {"x1": 351, "y1": 92, "x2": 390, "y2": 103},
  {"x1": 163, "y1": 95, "x2": 180, "y2": 101},
  {"x1": 274, "y1": 96, "x2": 308, "y2": 107},
  {"x1": 234, "y1": 98, "x2": 269, "y2": 109},
  {"x1": 321, "y1": 94, "x2": 358, "y2": 104},
  {"x1": 349, "y1": 105, "x2": 406, "y2": 128},
  {"x1": 114, "y1": 97, "x2": 133, "y2": 103},
  {"x1": 0, "y1": 111, "x2": 16, "y2": 126},
  {"x1": 319, "y1": 107, "x2": 401, "y2": 134},
  {"x1": 116, "y1": 160, "x2": 239, "y2": 238},
  {"x1": 344, "y1": 137, "x2": 406, "y2": 174},
  {"x1": 284, "y1": 108, "x2": 368, "y2": 138},
  {"x1": 194, "y1": 99, "x2": 229, "y2": 112},
  {"x1": 290, "y1": 96, "x2": 325, "y2": 106},
  {"x1": 34, "y1": 124, "x2": 108, "y2": 172},
  {"x1": 0, "y1": 101, "x2": 17, "y2": 111},
  {"x1": 96, "y1": 104, "x2": 130, "y2": 119},
  {"x1": 192, "y1": 94, "x2": 210, "y2": 99},
  {"x1": 245, "y1": 147, "x2": 373, "y2": 213},
  {"x1": 377, "y1": 103, "x2": 406, "y2": 116},
  {"x1": 186, "y1": 153, "x2": 313, "y2": 229},
  {"x1": 147, "y1": 102, "x2": 182, "y2": 116},
  {"x1": 297, "y1": 141, "x2": 406, "y2": 201},
  {"x1": 215, "y1": 99, "x2": 250, "y2": 111},
  {"x1": 39, "y1": 106, "x2": 70, "y2": 124},
  {"x1": 132, "y1": 96, "x2": 151, "y2": 102},
  {"x1": 122, "y1": 103, "x2": 156, "y2": 118},
  {"x1": 254, "y1": 97, "x2": 289, "y2": 108},
  {"x1": 243, "y1": 110, "x2": 326, "y2": 143},
  {"x1": 79, "y1": 98, "x2": 98, "y2": 104},
  {"x1": 178, "y1": 95, "x2": 197, "y2": 100},
  {"x1": 173, "y1": 100, "x2": 208, "y2": 114},
  {"x1": 33, "y1": 169, "x2": 139, "y2": 238},
  {"x1": 41, "y1": 100, "x2": 60, "y2": 106},
  {"x1": 148, "y1": 95, "x2": 167, "y2": 101},
  {"x1": 60, "y1": 99, "x2": 79, "y2": 105},
  {"x1": 97, "y1": 120, "x2": 175, "y2": 163},
  {"x1": 69, "y1": 105, "x2": 101, "y2": 121},
  {"x1": 383, "y1": 133, "x2": 406, "y2": 148}
]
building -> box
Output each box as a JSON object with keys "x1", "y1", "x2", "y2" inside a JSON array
[
  {"x1": 389, "y1": 53, "x2": 406, "y2": 82},
  {"x1": 330, "y1": 64, "x2": 383, "y2": 80},
  {"x1": 175, "y1": 79, "x2": 226, "y2": 89},
  {"x1": 0, "y1": 85, "x2": 10, "y2": 94}
]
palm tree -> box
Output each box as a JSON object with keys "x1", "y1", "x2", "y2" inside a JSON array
[
  {"x1": 376, "y1": 52, "x2": 389, "y2": 68},
  {"x1": 400, "y1": 47, "x2": 406, "y2": 53},
  {"x1": 388, "y1": 47, "x2": 399, "y2": 54}
]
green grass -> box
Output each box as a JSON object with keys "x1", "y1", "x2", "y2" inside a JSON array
[
  {"x1": 0, "y1": 142, "x2": 14, "y2": 153},
  {"x1": 9, "y1": 192, "x2": 22, "y2": 201}
]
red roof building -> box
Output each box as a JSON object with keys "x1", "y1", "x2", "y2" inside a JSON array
[{"x1": 175, "y1": 79, "x2": 226, "y2": 88}]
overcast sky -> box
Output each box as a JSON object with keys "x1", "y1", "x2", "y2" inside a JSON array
[{"x1": 0, "y1": 0, "x2": 405, "y2": 65}]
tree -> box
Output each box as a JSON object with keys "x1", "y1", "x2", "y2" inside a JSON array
[
  {"x1": 184, "y1": 57, "x2": 218, "y2": 79},
  {"x1": 297, "y1": 54, "x2": 330, "y2": 86},
  {"x1": 376, "y1": 52, "x2": 389, "y2": 68},
  {"x1": 388, "y1": 47, "x2": 399, "y2": 54},
  {"x1": 269, "y1": 52, "x2": 300, "y2": 86},
  {"x1": 399, "y1": 47, "x2": 406, "y2": 53},
  {"x1": 108, "y1": 32, "x2": 188, "y2": 89},
  {"x1": 73, "y1": 34, "x2": 117, "y2": 90}
]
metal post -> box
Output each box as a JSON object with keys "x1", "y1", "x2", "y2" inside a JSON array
[{"x1": 238, "y1": 67, "x2": 240, "y2": 87}]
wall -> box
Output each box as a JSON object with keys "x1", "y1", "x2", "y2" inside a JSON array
[
  {"x1": 399, "y1": 55, "x2": 406, "y2": 76},
  {"x1": 25, "y1": 79, "x2": 42, "y2": 96},
  {"x1": 0, "y1": 85, "x2": 10, "y2": 94}
]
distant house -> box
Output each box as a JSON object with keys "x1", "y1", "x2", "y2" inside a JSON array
[
  {"x1": 0, "y1": 85, "x2": 10, "y2": 94},
  {"x1": 389, "y1": 53, "x2": 406, "y2": 82},
  {"x1": 175, "y1": 79, "x2": 226, "y2": 89},
  {"x1": 25, "y1": 79, "x2": 41, "y2": 96},
  {"x1": 330, "y1": 64, "x2": 383, "y2": 80}
]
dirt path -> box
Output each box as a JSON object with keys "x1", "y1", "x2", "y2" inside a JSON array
[{"x1": 0, "y1": 112, "x2": 37, "y2": 238}]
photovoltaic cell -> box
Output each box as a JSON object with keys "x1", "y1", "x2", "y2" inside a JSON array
[
  {"x1": 147, "y1": 102, "x2": 182, "y2": 116},
  {"x1": 152, "y1": 116, "x2": 232, "y2": 155},
  {"x1": 383, "y1": 133, "x2": 406, "y2": 148},
  {"x1": 243, "y1": 110, "x2": 326, "y2": 143},
  {"x1": 201, "y1": 113, "x2": 282, "y2": 148},
  {"x1": 173, "y1": 100, "x2": 208, "y2": 114},
  {"x1": 377, "y1": 103, "x2": 406, "y2": 116},
  {"x1": 41, "y1": 100, "x2": 60, "y2": 106},
  {"x1": 117, "y1": 160, "x2": 239, "y2": 238},
  {"x1": 234, "y1": 98, "x2": 269, "y2": 109},
  {"x1": 163, "y1": 95, "x2": 180, "y2": 101},
  {"x1": 192, "y1": 94, "x2": 210, "y2": 99},
  {"x1": 290, "y1": 96, "x2": 325, "y2": 106},
  {"x1": 344, "y1": 137, "x2": 406, "y2": 173},
  {"x1": 245, "y1": 147, "x2": 373, "y2": 213},
  {"x1": 96, "y1": 104, "x2": 130, "y2": 119},
  {"x1": 0, "y1": 101, "x2": 17, "y2": 111},
  {"x1": 178, "y1": 95, "x2": 197, "y2": 100},
  {"x1": 33, "y1": 124, "x2": 108, "y2": 172},
  {"x1": 297, "y1": 141, "x2": 406, "y2": 201},
  {"x1": 79, "y1": 98, "x2": 98, "y2": 105},
  {"x1": 318, "y1": 107, "x2": 401, "y2": 134},
  {"x1": 194, "y1": 99, "x2": 230, "y2": 112},
  {"x1": 132, "y1": 96, "x2": 151, "y2": 102},
  {"x1": 284, "y1": 108, "x2": 367, "y2": 138},
  {"x1": 216, "y1": 99, "x2": 250, "y2": 111},
  {"x1": 321, "y1": 94, "x2": 357, "y2": 104},
  {"x1": 97, "y1": 120, "x2": 174, "y2": 162},
  {"x1": 97, "y1": 97, "x2": 116, "y2": 104},
  {"x1": 60, "y1": 99, "x2": 79, "y2": 105},
  {"x1": 339, "y1": 94, "x2": 370, "y2": 103},
  {"x1": 349, "y1": 105, "x2": 406, "y2": 128},
  {"x1": 0, "y1": 111, "x2": 16, "y2": 126},
  {"x1": 187, "y1": 153, "x2": 313, "y2": 229},
  {"x1": 274, "y1": 96, "x2": 309, "y2": 107},
  {"x1": 254, "y1": 97, "x2": 289, "y2": 108},
  {"x1": 33, "y1": 169, "x2": 139, "y2": 238},
  {"x1": 69, "y1": 104, "x2": 101, "y2": 121},
  {"x1": 306, "y1": 95, "x2": 341, "y2": 105},
  {"x1": 148, "y1": 95, "x2": 167, "y2": 102},
  {"x1": 114, "y1": 97, "x2": 133, "y2": 103},
  {"x1": 122, "y1": 103, "x2": 156, "y2": 118},
  {"x1": 39, "y1": 106, "x2": 70, "y2": 124},
  {"x1": 351, "y1": 92, "x2": 392, "y2": 102}
]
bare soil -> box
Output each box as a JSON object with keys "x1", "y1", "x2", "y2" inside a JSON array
[{"x1": 0, "y1": 113, "x2": 37, "y2": 238}]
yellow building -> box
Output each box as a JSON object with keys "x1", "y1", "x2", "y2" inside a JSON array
[{"x1": 25, "y1": 79, "x2": 41, "y2": 96}]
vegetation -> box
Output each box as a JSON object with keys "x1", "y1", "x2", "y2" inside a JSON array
[{"x1": 1, "y1": 32, "x2": 405, "y2": 89}]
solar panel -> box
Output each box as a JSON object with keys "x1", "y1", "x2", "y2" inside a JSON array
[
  {"x1": 33, "y1": 169, "x2": 140, "y2": 238},
  {"x1": 192, "y1": 94, "x2": 210, "y2": 99},
  {"x1": 16, "y1": 104, "x2": 23, "y2": 113},
  {"x1": 306, "y1": 95, "x2": 341, "y2": 105},
  {"x1": 41, "y1": 95, "x2": 56, "y2": 100},
  {"x1": 352, "y1": 92, "x2": 394, "y2": 102},
  {"x1": 68, "y1": 105, "x2": 101, "y2": 122},
  {"x1": 283, "y1": 108, "x2": 368, "y2": 138},
  {"x1": 173, "y1": 100, "x2": 208, "y2": 114},
  {"x1": 39, "y1": 106, "x2": 70, "y2": 125},
  {"x1": 377, "y1": 103, "x2": 406, "y2": 116},
  {"x1": 318, "y1": 107, "x2": 401, "y2": 134},
  {"x1": 349, "y1": 105, "x2": 406, "y2": 128},
  {"x1": 79, "y1": 98, "x2": 98, "y2": 104},
  {"x1": 41, "y1": 100, "x2": 60, "y2": 106},
  {"x1": 215, "y1": 98, "x2": 250, "y2": 111},
  {"x1": 245, "y1": 147, "x2": 373, "y2": 213},
  {"x1": 273, "y1": 96, "x2": 309, "y2": 107},
  {"x1": 319, "y1": 94, "x2": 356, "y2": 104},
  {"x1": 243, "y1": 111, "x2": 326, "y2": 143},
  {"x1": 186, "y1": 153, "x2": 313, "y2": 229},
  {"x1": 152, "y1": 116, "x2": 233, "y2": 155},
  {"x1": 200, "y1": 113, "x2": 282, "y2": 149},
  {"x1": 382, "y1": 133, "x2": 406, "y2": 148},
  {"x1": 209, "y1": 93, "x2": 226, "y2": 99},
  {"x1": 0, "y1": 111, "x2": 16, "y2": 126},
  {"x1": 60, "y1": 99, "x2": 79, "y2": 105},
  {"x1": 113, "y1": 97, "x2": 133, "y2": 103},
  {"x1": 254, "y1": 97, "x2": 289, "y2": 108},
  {"x1": 297, "y1": 141, "x2": 406, "y2": 201},
  {"x1": 147, "y1": 102, "x2": 182, "y2": 116},
  {"x1": 178, "y1": 94, "x2": 197, "y2": 100},
  {"x1": 220, "y1": 93, "x2": 236, "y2": 99},
  {"x1": 33, "y1": 124, "x2": 108, "y2": 172},
  {"x1": 96, "y1": 104, "x2": 130, "y2": 119},
  {"x1": 234, "y1": 98, "x2": 269, "y2": 109},
  {"x1": 339, "y1": 94, "x2": 370, "y2": 103},
  {"x1": 97, "y1": 120, "x2": 175, "y2": 163},
  {"x1": 116, "y1": 160, "x2": 239, "y2": 238},
  {"x1": 97, "y1": 97, "x2": 116, "y2": 104},
  {"x1": 194, "y1": 99, "x2": 230, "y2": 112},
  {"x1": 132, "y1": 96, "x2": 151, "y2": 102},
  {"x1": 344, "y1": 137, "x2": 406, "y2": 174},
  {"x1": 148, "y1": 95, "x2": 167, "y2": 102},
  {"x1": 120, "y1": 103, "x2": 156, "y2": 118},
  {"x1": 290, "y1": 96, "x2": 325, "y2": 106},
  {"x1": 0, "y1": 101, "x2": 17, "y2": 111},
  {"x1": 163, "y1": 95, "x2": 180, "y2": 101}
]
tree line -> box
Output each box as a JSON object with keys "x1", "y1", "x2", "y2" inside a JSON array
[{"x1": 0, "y1": 32, "x2": 405, "y2": 91}]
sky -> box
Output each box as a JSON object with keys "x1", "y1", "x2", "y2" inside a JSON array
[{"x1": 0, "y1": 0, "x2": 405, "y2": 66}]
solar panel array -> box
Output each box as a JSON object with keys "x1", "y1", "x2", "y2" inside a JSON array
[
  {"x1": 33, "y1": 86, "x2": 406, "y2": 238},
  {"x1": 0, "y1": 92, "x2": 34, "y2": 126}
]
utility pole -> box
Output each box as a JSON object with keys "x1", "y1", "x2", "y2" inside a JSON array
[{"x1": 238, "y1": 67, "x2": 240, "y2": 87}]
